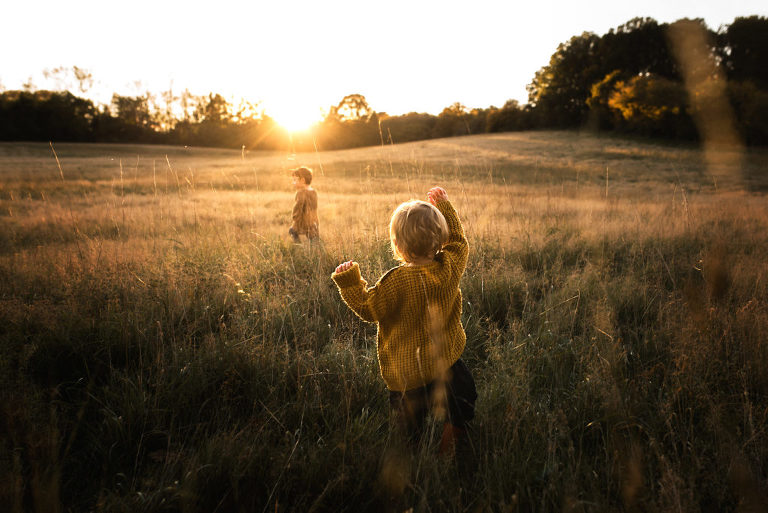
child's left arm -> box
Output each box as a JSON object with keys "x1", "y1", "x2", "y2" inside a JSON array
[
  {"x1": 427, "y1": 187, "x2": 468, "y2": 275},
  {"x1": 332, "y1": 261, "x2": 390, "y2": 323},
  {"x1": 291, "y1": 191, "x2": 306, "y2": 224}
]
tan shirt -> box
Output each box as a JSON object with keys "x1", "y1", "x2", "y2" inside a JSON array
[{"x1": 291, "y1": 188, "x2": 319, "y2": 236}]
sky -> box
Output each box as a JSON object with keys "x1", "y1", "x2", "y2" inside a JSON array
[{"x1": 2, "y1": 0, "x2": 766, "y2": 129}]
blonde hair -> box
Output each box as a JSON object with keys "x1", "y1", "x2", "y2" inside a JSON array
[{"x1": 389, "y1": 200, "x2": 449, "y2": 263}]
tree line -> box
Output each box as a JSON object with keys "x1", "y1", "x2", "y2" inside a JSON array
[
  {"x1": 1, "y1": 16, "x2": 766, "y2": 150},
  {"x1": 527, "y1": 16, "x2": 768, "y2": 145}
]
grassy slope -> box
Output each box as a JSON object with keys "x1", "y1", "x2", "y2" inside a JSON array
[{"x1": 1, "y1": 132, "x2": 767, "y2": 512}]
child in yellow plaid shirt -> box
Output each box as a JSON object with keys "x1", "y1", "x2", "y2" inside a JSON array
[{"x1": 332, "y1": 186, "x2": 477, "y2": 456}]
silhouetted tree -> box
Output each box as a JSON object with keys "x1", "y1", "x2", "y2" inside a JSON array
[
  {"x1": 599, "y1": 18, "x2": 679, "y2": 81},
  {"x1": 0, "y1": 90, "x2": 95, "y2": 141},
  {"x1": 667, "y1": 18, "x2": 741, "y2": 146},
  {"x1": 606, "y1": 74, "x2": 695, "y2": 139},
  {"x1": 727, "y1": 81, "x2": 768, "y2": 145},
  {"x1": 316, "y1": 94, "x2": 380, "y2": 149},
  {"x1": 196, "y1": 93, "x2": 230, "y2": 124},
  {"x1": 112, "y1": 94, "x2": 153, "y2": 129},
  {"x1": 379, "y1": 112, "x2": 437, "y2": 143},
  {"x1": 586, "y1": 70, "x2": 629, "y2": 130},
  {"x1": 666, "y1": 18, "x2": 721, "y2": 88},
  {"x1": 718, "y1": 16, "x2": 768, "y2": 89},
  {"x1": 486, "y1": 100, "x2": 531, "y2": 132},
  {"x1": 527, "y1": 32, "x2": 603, "y2": 126},
  {"x1": 328, "y1": 94, "x2": 373, "y2": 122},
  {"x1": 466, "y1": 107, "x2": 490, "y2": 134},
  {"x1": 432, "y1": 102, "x2": 471, "y2": 138}
]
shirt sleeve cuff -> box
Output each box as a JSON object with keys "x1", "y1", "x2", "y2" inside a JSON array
[{"x1": 332, "y1": 262, "x2": 362, "y2": 288}]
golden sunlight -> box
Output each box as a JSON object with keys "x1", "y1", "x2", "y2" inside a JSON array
[{"x1": 264, "y1": 99, "x2": 324, "y2": 133}]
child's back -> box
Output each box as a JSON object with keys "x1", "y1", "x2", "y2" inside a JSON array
[
  {"x1": 332, "y1": 187, "x2": 476, "y2": 458},
  {"x1": 332, "y1": 195, "x2": 467, "y2": 391},
  {"x1": 292, "y1": 187, "x2": 319, "y2": 238},
  {"x1": 288, "y1": 167, "x2": 319, "y2": 242}
]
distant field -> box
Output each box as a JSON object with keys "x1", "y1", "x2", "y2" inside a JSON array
[{"x1": 2, "y1": 132, "x2": 767, "y2": 512}]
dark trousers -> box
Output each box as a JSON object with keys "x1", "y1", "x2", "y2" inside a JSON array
[
  {"x1": 388, "y1": 358, "x2": 477, "y2": 443},
  {"x1": 289, "y1": 225, "x2": 320, "y2": 243}
]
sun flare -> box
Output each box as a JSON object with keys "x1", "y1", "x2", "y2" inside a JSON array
[{"x1": 264, "y1": 99, "x2": 324, "y2": 133}]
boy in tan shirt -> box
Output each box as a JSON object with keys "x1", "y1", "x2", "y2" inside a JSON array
[
  {"x1": 332, "y1": 186, "x2": 476, "y2": 457},
  {"x1": 288, "y1": 167, "x2": 319, "y2": 243}
]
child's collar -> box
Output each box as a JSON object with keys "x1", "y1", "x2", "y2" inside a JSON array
[{"x1": 405, "y1": 257, "x2": 435, "y2": 267}]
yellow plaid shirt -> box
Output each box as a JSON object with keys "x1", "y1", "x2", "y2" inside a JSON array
[{"x1": 332, "y1": 199, "x2": 469, "y2": 392}]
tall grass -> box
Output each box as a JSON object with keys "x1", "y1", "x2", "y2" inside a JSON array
[{"x1": 1, "y1": 133, "x2": 767, "y2": 511}]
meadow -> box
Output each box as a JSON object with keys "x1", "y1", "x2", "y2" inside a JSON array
[{"x1": 1, "y1": 131, "x2": 767, "y2": 512}]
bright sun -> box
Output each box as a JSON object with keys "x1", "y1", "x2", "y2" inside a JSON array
[{"x1": 265, "y1": 99, "x2": 324, "y2": 133}]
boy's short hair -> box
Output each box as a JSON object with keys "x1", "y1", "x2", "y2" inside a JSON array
[
  {"x1": 389, "y1": 200, "x2": 449, "y2": 263},
  {"x1": 291, "y1": 167, "x2": 313, "y2": 185}
]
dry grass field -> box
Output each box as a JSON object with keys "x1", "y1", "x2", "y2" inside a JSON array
[{"x1": 1, "y1": 131, "x2": 767, "y2": 512}]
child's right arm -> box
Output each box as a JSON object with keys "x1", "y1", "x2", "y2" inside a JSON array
[{"x1": 332, "y1": 261, "x2": 390, "y2": 323}]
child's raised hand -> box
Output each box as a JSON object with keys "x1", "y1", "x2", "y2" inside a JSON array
[
  {"x1": 427, "y1": 186, "x2": 448, "y2": 205},
  {"x1": 335, "y1": 260, "x2": 354, "y2": 273}
]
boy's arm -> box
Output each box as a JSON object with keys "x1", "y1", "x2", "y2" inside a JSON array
[
  {"x1": 332, "y1": 263, "x2": 388, "y2": 323},
  {"x1": 292, "y1": 191, "x2": 306, "y2": 225},
  {"x1": 434, "y1": 198, "x2": 469, "y2": 273}
]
